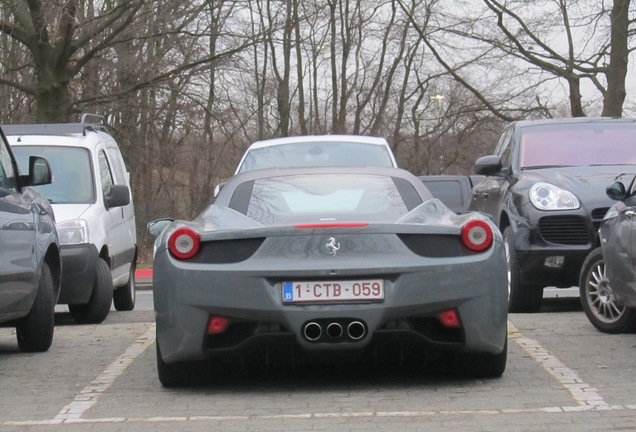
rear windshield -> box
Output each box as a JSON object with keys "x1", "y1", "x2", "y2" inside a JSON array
[
  {"x1": 238, "y1": 141, "x2": 395, "y2": 173},
  {"x1": 230, "y1": 173, "x2": 421, "y2": 225},
  {"x1": 519, "y1": 123, "x2": 636, "y2": 169},
  {"x1": 13, "y1": 146, "x2": 95, "y2": 204}
]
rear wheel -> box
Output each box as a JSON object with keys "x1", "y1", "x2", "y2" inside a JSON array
[
  {"x1": 69, "y1": 258, "x2": 113, "y2": 324},
  {"x1": 579, "y1": 247, "x2": 636, "y2": 333},
  {"x1": 16, "y1": 263, "x2": 55, "y2": 352},
  {"x1": 156, "y1": 341, "x2": 214, "y2": 388},
  {"x1": 113, "y1": 263, "x2": 136, "y2": 311},
  {"x1": 504, "y1": 227, "x2": 543, "y2": 313}
]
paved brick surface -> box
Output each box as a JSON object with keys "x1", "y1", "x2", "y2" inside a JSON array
[{"x1": 1, "y1": 297, "x2": 636, "y2": 431}]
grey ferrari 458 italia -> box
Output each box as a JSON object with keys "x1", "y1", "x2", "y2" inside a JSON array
[{"x1": 149, "y1": 166, "x2": 508, "y2": 387}]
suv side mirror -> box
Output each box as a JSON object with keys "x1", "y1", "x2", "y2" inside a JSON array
[
  {"x1": 105, "y1": 184, "x2": 131, "y2": 209},
  {"x1": 474, "y1": 155, "x2": 503, "y2": 176},
  {"x1": 606, "y1": 181, "x2": 627, "y2": 201}
]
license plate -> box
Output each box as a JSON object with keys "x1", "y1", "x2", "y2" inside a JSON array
[{"x1": 282, "y1": 280, "x2": 384, "y2": 303}]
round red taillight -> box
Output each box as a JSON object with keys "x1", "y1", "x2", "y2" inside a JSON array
[
  {"x1": 168, "y1": 227, "x2": 200, "y2": 260},
  {"x1": 461, "y1": 220, "x2": 493, "y2": 252}
]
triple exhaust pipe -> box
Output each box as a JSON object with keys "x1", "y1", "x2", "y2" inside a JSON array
[{"x1": 302, "y1": 319, "x2": 367, "y2": 342}]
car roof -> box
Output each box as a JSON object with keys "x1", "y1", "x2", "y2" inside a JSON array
[
  {"x1": 216, "y1": 166, "x2": 432, "y2": 205},
  {"x1": 235, "y1": 135, "x2": 398, "y2": 174},
  {"x1": 511, "y1": 117, "x2": 636, "y2": 129},
  {"x1": 4, "y1": 124, "x2": 116, "y2": 150},
  {"x1": 1, "y1": 122, "x2": 110, "y2": 136},
  {"x1": 246, "y1": 135, "x2": 390, "y2": 150}
]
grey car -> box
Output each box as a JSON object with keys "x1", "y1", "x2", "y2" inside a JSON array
[
  {"x1": 150, "y1": 166, "x2": 508, "y2": 387},
  {"x1": 0, "y1": 126, "x2": 61, "y2": 352},
  {"x1": 580, "y1": 175, "x2": 636, "y2": 333}
]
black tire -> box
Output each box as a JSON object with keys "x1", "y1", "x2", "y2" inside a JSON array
[
  {"x1": 448, "y1": 338, "x2": 508, "y2": 379},
  {"x1": 113, "y1": 263, "x2": 136, "y2": 311},
  {"x1": 69, "y1": 258, "x2": 113, "y2": 324},
  {"x1": 156, "y1": 341, "x2": 213, "y2": 388},
  {"x1": 16, "y1": 263, "x2": 55, "y2": 352},
  {"x1": 504, "y1": 227, "x2": 543, "y2": 313},
  {"x1": 579, "y1": 247, "x2": 636, "y2": 333}
]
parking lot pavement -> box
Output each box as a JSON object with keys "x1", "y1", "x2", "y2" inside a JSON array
[{"x1": 3, "y1": 297, "x2": 636, "y2": 432}]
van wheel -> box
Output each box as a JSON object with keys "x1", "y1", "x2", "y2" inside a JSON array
[
  {"x1": 69, "y1": 258, "x2": 113, "y2": 324},
  {"x1": 16, "y1": 263, "x2": 55, "y2": 352},
  {"x1": 504, "y1": 227, "x2": 543, "y2": 313},
  {"x1": 113, "y1": 263, "x2": 136, "y2": 311}
]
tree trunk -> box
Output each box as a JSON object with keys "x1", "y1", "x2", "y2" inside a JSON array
[
  {"x1": 35, "y1": 71, "x2": 73, "y2": 123},
  {"x1": 602, "y1": 0, "x2": 630, "y2": 117},
  {"x1": 567, "y1": 75, "x2": 585, "y2": 118}
]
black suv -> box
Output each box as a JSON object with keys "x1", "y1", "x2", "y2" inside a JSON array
[
  {"x1": 469, "y1": 117, "x2": 636, "y2": 312},
  {"x1": 0, "y1": 126, "x2": 61, "y2": 351}
]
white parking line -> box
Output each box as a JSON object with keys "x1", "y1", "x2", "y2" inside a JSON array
[
  {"x1": 508, "y1": 323, "x2": 615, "y2": 409},
  {"x1": 53, "y1": 324, "x2": 156, "y2": 422},
  {"x1": 2, "y1": 321, "x2": 632, "y2": 427}
]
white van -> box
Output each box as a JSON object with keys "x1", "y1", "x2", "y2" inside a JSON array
[{"x1": 7, "y1": 115, "x2": 137, "y2": 324}]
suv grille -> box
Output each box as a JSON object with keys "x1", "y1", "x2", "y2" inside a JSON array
[
  {"x1": 591, "y1": 207, "x2": 610, "y2": 230},
  {"x1": 538, "y1": 215, "x2": 590, "y2": 245}
]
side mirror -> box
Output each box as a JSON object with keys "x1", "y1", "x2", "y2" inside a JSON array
[
  {"x1": 474, "y1": 155, "x2": 503, "y2": 176},
  {"x1": 28, "y1": 156, "x2": 52, "y2": 186},
  {"x1": 105, "y1": 184, "x2": 130, "y2": 209},
  {"x1": 147, "y1": 218, "x2": 173, "y2": 237},
  {"x1": 606, "y1": 181, "x2": 627, "y2": 201}
]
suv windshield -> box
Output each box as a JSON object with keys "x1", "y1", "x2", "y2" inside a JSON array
[
  {"x1": 13, "y1": 146, "x2": 94, "y2": 204},
  {"x1": 519, "y1": 123, "x2": 636, "y2": 169},
  {"x1": 231, "y1": 173, "x2": 418, "y2": 225},
  {"x1": 238, "y1": 141, "x2": 395, "y2": 173}
]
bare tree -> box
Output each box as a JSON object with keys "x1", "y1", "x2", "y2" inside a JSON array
[
  {"x1": 3, "y1": 0, "x2": 579, "y2": 260},
  {"x1": 0, "y1": 0, "x2": 251, "y2": 122},
  {"x1": 398, "y1": 0, "x2": 635, "y2": 118}
]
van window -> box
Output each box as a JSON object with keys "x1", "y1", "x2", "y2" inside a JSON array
[
  {"x1": 13, "y1": 146, "x2": 94, "y2": 203},
  {"x1": 98, "y1": 150, "x2": 114, "y2": 196},
  {"x1": 105, "y1": 147, "x2": 126, "y2": 184}
]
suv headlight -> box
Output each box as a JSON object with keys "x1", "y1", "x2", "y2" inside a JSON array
[
  {"x1": 57, "y1": 219, "x2": 89, "y2": 245},
  {"x1": 529, "y1": 182, "x2": 580, "y2": 210}
]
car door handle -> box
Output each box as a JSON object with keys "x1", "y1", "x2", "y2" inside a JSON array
[{"x1": 625, "y1": 210, "x2": 636, "y2": 218}]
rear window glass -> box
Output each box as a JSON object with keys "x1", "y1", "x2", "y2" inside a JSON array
[
  {"x1": 519, "y1": 123, "x2": 636, "y2": 169},
  {"x1": 233, "y1": 174, "x2": 420, "y2": 225},
  {"x1": 238, "y1": 141, "x2": 395, "y2": 173},
  {"x1": 13, "y1": 146, "x2": 95, "y2": 204}
]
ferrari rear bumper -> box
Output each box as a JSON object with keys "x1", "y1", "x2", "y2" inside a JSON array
[{"x1": 154, "y1": 240, "x2": 508, "y2": 365}]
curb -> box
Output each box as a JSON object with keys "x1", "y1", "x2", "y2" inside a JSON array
[{"x1": 135, "y1": 268, "x2": 153, "y2": 289}]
